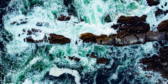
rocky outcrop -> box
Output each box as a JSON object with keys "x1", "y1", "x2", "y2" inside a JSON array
[
  {"x1": 80, "y1": 31, "x2": 168, "y2": 46},
  {"x1": 80, "y1": 14, "x2": 168, "y2": 46},
  {"x1": 96, "y1": 57, "x2": 110, "y2": 65},
  {"x1": 27, "y1": 28, "x2": 42, "y2": 35},
  {"x1": 146, "y1": 0, "x2": 160, "y2": 6},
  {"x1": 57, "y1": 15, "x2": 71, "y2": 21},
  {"x1": 146, "y1": 31, "x2": 166, "y2": 41},
  {"x1": 79, "y1": 33, "x2": 115, "y2": 45},
  {"x1": 24, "y1": 37, "x2": 45, "y2": 43},
  {"x1": 96, "y1": 34, "x2": 113, "y2": 45},
  {"x1": 104, "y1": 15, "x2": 111, "y2": 22},
  {"x1": 68, "y1": 56, "x2": 80, "y2": 62},
  {"x1": 117, "y1": 15, "x2": 147, "y2": 25},
  {"x1": 119, "y1": 22, "x2": 150, "y2": 34},
  {"x1": 111, "y1": 24, "x2": 121, "y2": 29},
  {"x1": 157, "y1": 20, "x2": 168, "y2": 32},
  {"x1": 10, "y1": 18, "x2": 28, "y2": 25},
  {"x1": 24, "y1": 29, "x2": 45, "y2": 43},
  {"x1": 86, "y1": 52, "x2": 97, "y2": 58},
  {"x1": 114, "y1": 34, "x2": 139, "y2": 46},
  {"x1": 49, "y1": 34, "x2": 71, "y2": 44},
  {"x1": 155, "y1": 8, "x2": 168, "y2": 21},
  {"x1": 79, "y1": 33, "x2": 96, "y2": 43},
  {"x1": 10, "y1": 21, "x2": 17, "y2": 25},
  {"x1": 140, "y1": 46, "x2": 168, "y2": 79},
  {"x1": 117, "y1": 15, "x2": 149, "y2": 34},
  {"x1": 23, "y1": 28, "x2": 71, "y2": 44}
]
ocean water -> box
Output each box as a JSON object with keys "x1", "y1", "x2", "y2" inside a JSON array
[{"x1": 1, "y1": 0, "x2": 168, "y2": 84}]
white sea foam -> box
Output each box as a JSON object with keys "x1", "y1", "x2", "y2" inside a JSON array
[
  {"x1": 2, "y1": 0, "x2": 168, "y2": 83},
  {"x1": 49, "y1": 66, "x2": 81, "y2": 84}
]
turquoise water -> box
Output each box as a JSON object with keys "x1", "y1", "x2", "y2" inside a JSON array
[{"x1": 1, "y1": 0, "x2": 168, "y2": 84}]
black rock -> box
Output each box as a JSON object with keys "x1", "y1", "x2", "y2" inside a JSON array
[{"x1": 146, "y1": 0, "x2": 160, "y2": 6}]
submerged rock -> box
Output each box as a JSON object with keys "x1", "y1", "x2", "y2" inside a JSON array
[
  {"x1": 96, "y1": 34, "x2": 111, "y2": 45},
  {"x1": 116, "y1": 31, "x2": 131, "y2": 38},
  {"x1": 20, "y1": 21, "x2": 27, "y2": 24},
  {"x1": 63, "y1": 0, "x2": 73, "y2": 7},
  {"x1": 104, "y1": 15, "x2": 111, "y2": 22},
  {"x1": 31, "y1": 28, "x2": 42, "y2": 33},
  {"x1": 23, "y1": 28, "x2": 70, "y2": 44},
  {"x1": 36, "y1": 22, "x2": 49, "y2": 27},
  {"x1": 117, "y1": 15, "x2": 147, "y2": 25},
  {"x1": 24, "y1": 36, "x2": 44, "y2": 43},
  {"x1": 57, "y1": 15, "x2": 71, "y2": 21},
  {"x1": 10, "y1": 21, "x2": 17, "y2": 25},
  {"x1": 155, "y1": 8, "x2": 168, "y2": 21},
  {"x1": 68, "y1": 56, "x2": 80, "y2": 62},
  {"x1": 146, "y1": 0, "x2": 160, "y2": 6},
  {"x1": 111, "y1": 24, "x2": 121, "y2": 29},
  {"x1": 27, "y1": 28, "x2": 42, "y2": 35},
  {"x1": 89, "y1": 52, "x2": 97, "y2": 58},
  {"x1": 10, "y1": 18, "x2": 28, "y2": 25},
  {"x1": 68, "y1": 4, "x2": 77, "y2": 16},
  {"x1": 96, "y1": 57, "x2": 110, "y2": 65},
  {"x1": 140, "y1": 46, "x2": 168, "y2": 79},
  {"x1": 157, "y1": 20, "x2": 168, "y2": 32},
  {"x1": 159, "y1": 46, "x2": 168, "y2": 61}
]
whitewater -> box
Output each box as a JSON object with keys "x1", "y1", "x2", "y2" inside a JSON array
[{"x1": 0, "y1": 0, "x2": 168, "y2": 84}]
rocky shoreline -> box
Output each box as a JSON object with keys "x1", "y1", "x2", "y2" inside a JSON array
[
  {"x1": 6, "y1": 0, "x2": 168, "y2": 81},
  {"x1": 80, "y1": 15, "x2": 168, "y2": 46},
  {"x1": 140, "y1": 46, "x2": 168, "y2": 79}
]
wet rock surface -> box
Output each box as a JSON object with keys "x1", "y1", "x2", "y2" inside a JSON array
[
  {"x1": 10, "y1": 18, "x2": 28, "y2": 25},
  {"x1": 57, "y1": 15, "x2": 71, "y2": 21},
  {"x1": 24, "y1": 37, "x2": 45, "y2": 43},
  {"x1": 146, "y1": 0, "x2": 160, "y2": 6},
  {"x1": 80, "y1": 31, "x2": 168, "y2": 46},
  {"x1": 155, "y1": 8, "x2": 168, "y2": 21},
  {"x1": 104, "y1": 15, "x2": 111, "y2": 22},
  {"x1": 79, "y1": 33, "x2": 96, "y2": 43},
  {"x1": 157, "y1": 20, "x2": 168, "y2": 32},
  {"x1": 96, "y1": 57, "x2": 110, "y2": 65},
  {"x1": 63, "y1": 0, "x2": 73, "y2": 7},
  {"x1": 68, "y1": 56, "x2": 80, "y2": 62},
  {"x1": 23, "y1": 29, "x2": 45, "y2": 43},
  {"x1": 23, "y1": 29, "x2": 71, "y2": 44},
  {"x1": 10, "y1": 21, "x2": 17, "y2": 25},
  {"x1": 111, "y1": 24, "x2": 121, "y2": 29},
  {"x1": 119, "y1": 22, "x2": 150, "y2": 34},
  {"x1": 87, "y1": 52, "x2": 97, "y2": 58},
  {"x1": 49, "y1": 34, "x2": 71, "y2": 44},
  {"x1": 27, "y1": 28, "x2": 42, "y2": 35},
  {"x1": 80, "y1": 14, "x2": 168, "y2": 46},
  {"x1": 140, "y1": 46, "x2": 168, "y2": 79},
  {"x1": 117, "y1": 15, "x2": 147, "y2": 25}
]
